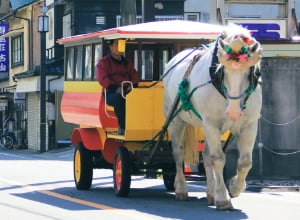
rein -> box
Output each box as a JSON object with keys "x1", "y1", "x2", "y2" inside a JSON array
[
  {"x1": 178, "y1": 54, "x2": 204, "y2": 121},
  {"x1": 144, "y1": 47, "x2": 201, "y2": 88}
]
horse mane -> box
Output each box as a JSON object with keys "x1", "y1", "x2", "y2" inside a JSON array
[{"x1": 223, "y1": 23, "x2": 252, "y2": 40}]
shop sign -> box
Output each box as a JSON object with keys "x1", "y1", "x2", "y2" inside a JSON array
[
  {"x1": 0, "y1": 24, "x2": 9, "y2": 80},
  {"x1": 227, "y1": 19, "x2": 287, "y2": 39}
]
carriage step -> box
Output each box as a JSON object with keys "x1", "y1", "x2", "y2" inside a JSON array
[{"x1": 107, "y1": 132, "x2": 125, "y2": 140}]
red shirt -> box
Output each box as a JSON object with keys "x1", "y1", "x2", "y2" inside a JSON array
[{"x1": 96, "y1": 55, "x2": 139, "y2": 92}]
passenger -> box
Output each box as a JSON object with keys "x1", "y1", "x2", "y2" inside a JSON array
[{"x1": 96, "y1": 39, "x2": 139, "y2": 135}]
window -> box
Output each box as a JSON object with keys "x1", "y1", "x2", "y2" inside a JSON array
[
  {"x1": 65, "y1": 43, "x2": 103, "y2": 81},
  {"x1": 160, "y1": 50, "x2": 170, "y2": 77},
  {"x1": 134, "y1": 50, "x2": 154, "y2": 80},
  {"x1": 83, "y1": 45, "x2": 92, "y2": 80},
  {"x1": 11, "y1": 34, "x2": 24, "y2": 67},
  {"x1": 184, "y1": 12, "x2": 200, "y2": 22},
  {"x1": 66, "y1": 47, "x2": 74, "y2": 80},
  {"x1": 75, "y1": 46, "x2": 83, "y2": 80},
  {"x1": 96, "y1": 16, "x2": 105, "y2": 25},
  {"x1": 62, "y1": 14, "x2": 71, "y2": 38},
  {"x1": 93, "y1": 43, "x2": 102, "y2": 80},
  {"x1": 130, "y1": 44, "x2": 172, "y2": 81}
]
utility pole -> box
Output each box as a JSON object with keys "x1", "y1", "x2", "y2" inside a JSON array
[
  {"x1": 142, "y1": 0, "x2": 155, "y2": 22},
  {"x1": 38, "y1": 3, "x2": 49, "y2": 152},
  {"x1": 120, "y1": 0, "x2": 136, "y2": 25}
]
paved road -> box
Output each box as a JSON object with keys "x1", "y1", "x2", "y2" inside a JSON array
[{"x1": 1, "y1": 147, "x2": 300, "y2": 220}]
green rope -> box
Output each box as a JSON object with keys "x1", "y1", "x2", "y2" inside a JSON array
[
  {"x1": 242, "y1": 82, "x2": 255, "y2": 109},
  {"x1": 178, "y1": 79, "x2": 202, "y2": 120}
]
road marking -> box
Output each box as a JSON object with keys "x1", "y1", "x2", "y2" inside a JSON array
[
  {"x1": 0, "y1": 176, "x2": 116, "y2": 210},
  {"x1": 0, "y1": 152, "x2": 28, "y2": 159},
  {"x1": 0, "y1": 176, "x2": 161, "y2": 220},
  {"x1": 38, "y1": 189, "x2": 117, "y2": 210},
  {"x1": 0, "y1": 151, "x2": 72, "y2": 160}
]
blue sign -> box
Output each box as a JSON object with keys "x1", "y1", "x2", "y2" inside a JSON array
[
  {"x1": 241, "y1": 23, "x2": 280, "y2": 39},
  {"x1": 239, "y1": 23, "x2": 281, "y2": 39},
  {"x1": 0, "y1": 24, "x2": 9, "y2": 80}
]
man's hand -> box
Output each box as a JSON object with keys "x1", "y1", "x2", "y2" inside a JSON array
[
  {"x1": 125, "y1": 85, "x2": 132, "y2": 94},
  {"x1": 116, "y1": 86, "x2": 131, "y2": 95},
  {"x1": 116, "y1": 87, "x2": 122, "y2": 94}
]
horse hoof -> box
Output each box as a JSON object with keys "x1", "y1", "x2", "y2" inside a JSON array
[
  {"x1": 175, "y1": 192, "x2": 188, "y2": 200},
  {"x1": 216, "y1": 200, "x2": 234, "y2": 211},
  {"x1": 227, "y1": 178, "x2": 246, "y2": 198},
  {"x1": 228, "y1": 190, "x2": 239, "y2": 198},
  {"x1": 207, "y1": 194, "x2": 214, "y2": 205}
]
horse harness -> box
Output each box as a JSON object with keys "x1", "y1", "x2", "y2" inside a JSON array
[
  {"x1": 178, "y1": 37, "x2": 262, "y2": 120},
  {"x1": 209, "y1": 36, "x2": 262, "y2": 109},
  {"x1": 142, "y1": 37, "x2": 262, "y2": 154}
]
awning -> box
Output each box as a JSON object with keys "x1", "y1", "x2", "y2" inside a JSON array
[
  {"x1": 57, "y1": 20, "x2": 225, "y2": 45},
  {"x1": 1, "y1": 27, "x2": 24, "y2": 37}
]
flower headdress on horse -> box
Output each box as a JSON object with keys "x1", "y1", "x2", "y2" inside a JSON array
[{"x1": 217, "y1": 25, "x2": 262, "y2": 69}]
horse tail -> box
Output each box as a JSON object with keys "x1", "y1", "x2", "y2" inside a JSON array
[{"x1": 183, "y1": 124, "x2": 200, "y2": 165}]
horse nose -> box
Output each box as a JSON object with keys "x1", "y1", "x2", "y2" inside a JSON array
[
  {"x1": 226, "y1": 111, "x2": 242, "y2": 121},
  {"x1": 226, "y1": 101, "x2": 242, "y2": 121}
]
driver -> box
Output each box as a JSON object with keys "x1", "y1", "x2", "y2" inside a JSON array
[{"x1": 96, "y1": 39, "x2": 139, "y2": 135}]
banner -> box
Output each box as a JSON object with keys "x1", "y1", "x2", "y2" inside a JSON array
[
  {"x1": 227, "y1": 19, "x2": 287, "y2": 39},
  {"x1": 0, "y1": 24, "x2": 9, "y2": 80}
]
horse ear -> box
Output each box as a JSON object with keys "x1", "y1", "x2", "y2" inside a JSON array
[
  {"x1": 248, "y1": 42, "x2": 263, "y2": 66},
  {"x1": 249, "y1": 42, "x2": 260, "y2": 53},
  {"x1": 218, "y1": 38, "x2": 229, "y2": 52}
]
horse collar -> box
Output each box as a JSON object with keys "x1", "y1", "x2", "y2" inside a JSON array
[{"x1": 210, "y1": 65, "x2": 261, "y2": 108}]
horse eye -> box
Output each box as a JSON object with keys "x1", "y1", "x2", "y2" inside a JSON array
[
  {"x1": 226, "y1": 46, "x2": 232, "y2": 54},
  {"x1": 239, "y1": 46, "x2": 249, "y2": 54}
]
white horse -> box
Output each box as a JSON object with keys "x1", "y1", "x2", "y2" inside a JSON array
[{"x1": 163, "y1": 25, "x2": 262, "y2": 211}]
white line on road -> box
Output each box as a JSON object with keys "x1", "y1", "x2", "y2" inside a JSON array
[{"x1": 0, "y1": 152, "x2": 28, "y2": 159}]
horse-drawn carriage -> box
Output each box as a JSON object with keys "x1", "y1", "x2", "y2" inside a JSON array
[{"x1": 58, "y1": 20, "x2": 262, "y2": 211}]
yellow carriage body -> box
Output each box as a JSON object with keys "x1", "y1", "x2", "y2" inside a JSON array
[{"x1": 61, "y1": 80, "x2": 231, "y2": 150}]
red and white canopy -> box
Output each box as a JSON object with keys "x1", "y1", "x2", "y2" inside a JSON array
[{"x1": 57, "y1": 20, "x2": 225, "y2": 45}]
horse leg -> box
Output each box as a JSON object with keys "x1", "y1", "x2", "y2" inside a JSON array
[
  {"x1": 205, "y1": 127, "x2": 233, "y2": 211},
  {"x1": 170, "y1": 119, "x2": 188, "y2": 200},
  {"x1": 202, "y1": 142, "x2": 215, "y2": 205},
  {"x1": 228, "y1": 123, "x2": 257, "y2": 198}
]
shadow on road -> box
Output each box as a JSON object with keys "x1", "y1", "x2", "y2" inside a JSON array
[{"x1": 11, "y1": 181, "x2": 248, "y2": 220}]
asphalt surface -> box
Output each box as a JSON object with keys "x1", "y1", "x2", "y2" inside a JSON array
[{"x1": 3, "y1": 146, "x2": 300, "y2": 192}]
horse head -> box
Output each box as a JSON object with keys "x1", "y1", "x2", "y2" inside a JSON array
[
  {"x1": 217, "y1": 27, "x2": 262, "y2": 69},
  {"x1": 216, "y1": 25, "x2": 262, "y2": 121}
]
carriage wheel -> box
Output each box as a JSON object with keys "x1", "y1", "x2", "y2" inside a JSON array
[
  {"x1": 113, "y1": 147, "x2": 131, "y2": 197},
  {"x1": 73, "y1": 143, "x2": 93, "y2": 190},
  {"x1": 163, "y1": 167, "x2": 176, "y2": 191}
]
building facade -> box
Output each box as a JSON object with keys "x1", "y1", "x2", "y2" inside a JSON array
[{"x1": 0, "y1": 0, "x2": 186, "y2": 151}]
